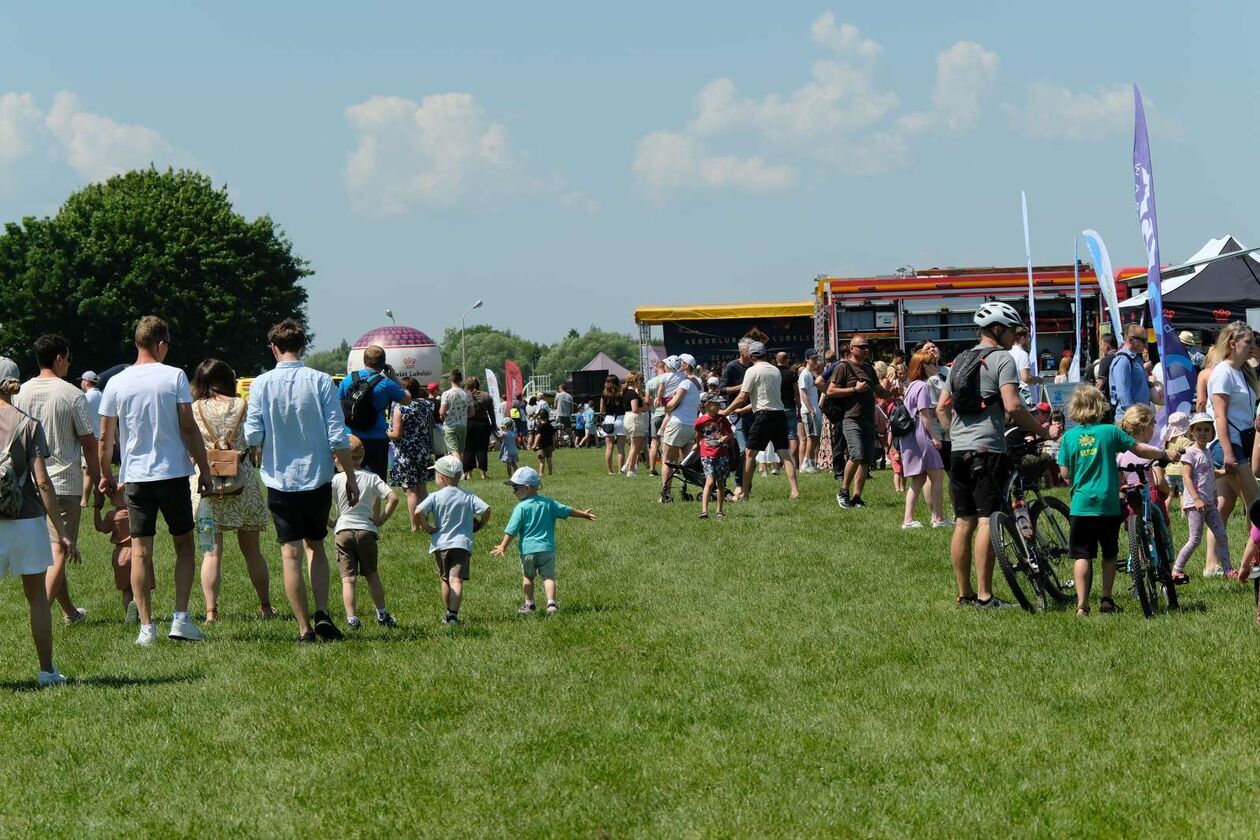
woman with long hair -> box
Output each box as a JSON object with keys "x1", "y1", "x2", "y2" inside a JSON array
[
  {"x1": 1206, "y1": 322, "x2": 1260, "y2": 577},
  {"x1": 599, "y1": 374, "x2": 626, "y2": 475},
  {"x1": 189, "y1": 359, "x2": 274, "y2": 621},
  {"x1": 461, "y1": 376, "x2": 494, "y2": 480},
  {"x1": 621, "y1": 372, "x2": 648, "y2": 477},
  {"x1": 897, "y1": 351, "x2": 948, "y2": 528},
  {"x1": 388, "y1": 377, "x2": 435, "y2": 531},
  {"x1": 0, "y1": 357, "x2": 73, "y2": 685}
]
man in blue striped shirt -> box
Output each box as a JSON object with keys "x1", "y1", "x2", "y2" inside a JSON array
[{"x1": 245, "y1": 319, "x2": 359, "y2": 643}]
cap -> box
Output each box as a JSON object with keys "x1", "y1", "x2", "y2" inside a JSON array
[
  {"x1": 1178, "y1": 330, "x2": 1197, "y2": 345},
  {"x1": 1187, "y1": 411, "x2": 1215, "y2": 430},
  {"x1": 805, "y1": 348, "x2": 819, "y2": 360},
  {"x1": 699, "y1": 392, "x2": 725, "y2": 407},
  {"x1": 679, "y1": 353, "x2": 696, "y2": 369},
  {"x1": 505, "y1": 466, "x2": 541, "y2": 487},
  {"x1": 80, "y1": 370, "x2": 98, "y2": 383},
  {"x1": 0, "y1": 357, "x2": 18, "y2": 388},
  {"x1": 706, "y1": 376, "x2": 719, "y2": 386},
  {"x1": 664, "y1": 355, "x2": 681, "y2": 372},
  {"x1": 433, "y1": 454, "x2": 464, "y2": 479},
  {"x1": 747, "y1": 341, "x2": 767, "y2": 358},
  {"x1": 426, "y1": 382, "x2": 440, "y2": 394},
  {"x1": 1035, "y1": 402, "x2": 1051, "y2": 413}
]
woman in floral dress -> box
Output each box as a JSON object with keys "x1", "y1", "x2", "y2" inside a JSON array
[
  {"x1": 389, "y1": 377, "x2": 434, "y2": 531},
  {"x1": 190, "y1": 360, "x2": 274, "y2": 621}
]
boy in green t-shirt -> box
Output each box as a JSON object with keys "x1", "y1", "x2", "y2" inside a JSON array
[
  {"x1": 1057, "y1": 386, "x2": 1176, "y2": 616},
  {"x1": 490, "y1": 466, "x2": 596, "y2": 614}
]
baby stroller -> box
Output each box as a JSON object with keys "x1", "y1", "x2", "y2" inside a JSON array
[{"x1": 664, "y1": 447, "x2": 708, "y2": 502}]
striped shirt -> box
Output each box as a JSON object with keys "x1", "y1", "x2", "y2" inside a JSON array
[{"x1": 14, "y1": 376, "x2": 93, "y2": 496}]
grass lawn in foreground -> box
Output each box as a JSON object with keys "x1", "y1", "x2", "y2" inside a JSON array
[{"x1": 1, "y1": 447, "x2": 1258, "y2": 836}]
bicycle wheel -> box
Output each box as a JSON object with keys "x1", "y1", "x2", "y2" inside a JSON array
[
  {"x1": 1149, "y1": 506, "x2": 1179, "y2": 610},
  {"x1": 1126, "y1": 514, "x2": 1157, "y2": 618},
  {"x1": 990, "y1": 511, "x2": 1039, "y2": 612},
  {"x1": 1030, "y1": 496, "x2": 1073, "y2": 603}
]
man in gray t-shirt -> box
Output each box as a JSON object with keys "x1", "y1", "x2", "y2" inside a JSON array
[{"x1": 936, "y1": 303, "x2": 1046, "y2": 610}]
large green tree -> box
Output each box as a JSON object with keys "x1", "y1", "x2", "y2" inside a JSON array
[
  {"x1": 439, "y1": 324, "x2": 545, "y2": 386},
  {"x1": 534, "y1": 326, "x2": 638, "y2": 384},
  {"x1": 0, "y1": 167, "x2": 311, "y2": 376},
  {"x1": 305, "y1": 339, "x2": 351, "y2": 376}
]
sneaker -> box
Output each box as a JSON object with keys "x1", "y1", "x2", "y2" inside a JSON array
[
  {"x1": 169, "y1": 615, "x2": 205, "y2": 642},
  {"x1": 125, "y1": 601, "x2": 139, "y2": 625},
  {"x1": 312, "y1": 611, "x2": 343, "y2": 641},
  {"x1": 346, "y1": 616, "x2": 363, "y2": 630},
  {"x1": 716, "y1": 511, "x2": 726, "y2": 519},
  {"x1": 931, "y1": 519, "x2": 954, "y2": 529},
  {"x1": 659, "y1": 492, "x2": 673, "y2": 504},
  {"x1": 625, "y1": 470, "x2": 638, "y2": 478},
  {"x1": 518, "y1": 602, "x2": 537, "y2": 615},
  {"x1": 974, "y1": 596, "x2": 1006, "y2": 610},
  {"x1": 297, "y1": 630, "x2": 317, "y2": 644},
  {"x1": 546, "y1": 602, "x2": 559, "y2": 615},
  {"x1": 1204, "y1": 568, "x2": 1226, "y2": 578},
  {"x1": 850, "y1": 496, "x2": 867, "y2": 509},
  {"x1": 63, "y1": 607, "x2": 87, "y2": 625},
  {"x1": 901, "y1": 521, "x2": 923, "y2": 529},
  {"x1": 136, "y1": 625, "x2": 158, "y2": 647},
  {"x1": 699, "y1": 512, "x2": 709, "y2": 520},
  {"x1": 37, "y1": 668, "x2": 67, "y2": 688},
  {"x1": 376, "y1": 612, "x2": 397, "y2": 628},
  {"x1": 836, "y1": 491, "x2": 853, "y2": 509},
  {"x1": 442, "y1": 611, "x2": 460, "y2": 626}
]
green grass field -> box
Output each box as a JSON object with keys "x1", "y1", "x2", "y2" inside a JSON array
[{"x1": 2, "y1": 448, "x2": 1259, "y2": 837}]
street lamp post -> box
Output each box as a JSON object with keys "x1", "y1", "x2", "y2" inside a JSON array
[
  {"x1": 460, "y1": 299, "x2": 484, "y2": 374},
  {"x1": 385, "y1": 308, "x2": 396, "y2": 327}
]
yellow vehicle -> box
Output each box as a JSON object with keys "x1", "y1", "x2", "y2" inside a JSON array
[{"x1": 236, "y1": 373, "x2": 345, "y2": 401}]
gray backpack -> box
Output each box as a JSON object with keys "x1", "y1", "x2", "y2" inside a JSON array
[{"x1": 0, "y1": 416, "x2": 30, "y2": 519}]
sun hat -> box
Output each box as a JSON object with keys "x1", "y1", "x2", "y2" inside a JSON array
[
  {"x1": 505, "y1": 465, "x2": 541, "y2": 488},
  {"x1": 80, "y1": 370, "x2": 98, "y2": 383},
  {"x1": 1178, "y1": 330, "x2": 1197, "y2": 345},
  {"x1": 747, "y1": 341, "x2": 767, "y2": 358},
  {"x1": 1187, "y1": 411, "x2": 1215, "y2": 430},
  {"x1": 0, "y1": 357, "x2": 19, "y2": 389},
  {"x1": 1164, "y1": 411, "x2": 1191, "y2": 441},
  {"x1": 433, "y1": 454, "x2": 464, "y2": 479}
]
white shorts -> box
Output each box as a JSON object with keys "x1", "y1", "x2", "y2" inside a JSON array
[
  {"x1": 0, "y1": 517, "x2": 55, "y2": 578},
  {"x1": 660, "y1": 418, "x2": 697, "y2": 449},
  {"x1": 605, "y1": 415, "x2": 626, "y2": 438}
]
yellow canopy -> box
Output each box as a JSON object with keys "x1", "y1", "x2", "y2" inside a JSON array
[{"x1": 634, "y1": 301, "x2": 813, "y2": 323}]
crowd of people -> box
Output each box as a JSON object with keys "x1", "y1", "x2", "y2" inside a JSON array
[{"x1": 5, "y1": 306, "x2": 1260, "y2": 686}]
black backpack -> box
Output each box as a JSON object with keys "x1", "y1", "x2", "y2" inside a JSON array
[
  {"x1": 947, "y1": 346, "x2": 1000, "y2": 415},
  {"x1": 341, "y1": 371, "x2": 385, "y2": 431},
  {"x1": 889, "y1": 403, "x2": 915, "y2": 437}
]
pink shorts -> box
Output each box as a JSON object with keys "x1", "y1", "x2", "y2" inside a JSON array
[{"x1": 1251, "y1": 525, "x2": 1260, "y2": 543}]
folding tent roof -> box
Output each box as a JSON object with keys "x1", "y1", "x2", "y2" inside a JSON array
[
  {"x1": 581, "y1": 351, "x2": 631, "y2": 380},
  {"x1": 1121, "y1": 236, "x2": 1260, "y2": 326}
]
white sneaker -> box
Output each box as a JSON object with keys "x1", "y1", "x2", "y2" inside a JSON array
[
  {"x1": 168, "y1": 615, "x2": 205, "y2": 642},
  {"x1": 931, "y1": 518, "x2": 954, "y2": 529},
  {"x1": 625, "y1": 470, "x2": 638, "y2": 478},
  {"x1": 37, "y1": 668, "x2": 66, "y2": 687},
  {"x1": 902, "y1": 521, "x2": 924, "y2": 529},
  {"x1": 63, "y1": 607, "x2": 87, "y2": 625},
  {"x1": 136, "y1": 625, "x2": 158, "y2": 647}
]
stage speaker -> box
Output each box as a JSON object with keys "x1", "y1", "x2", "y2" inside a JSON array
[{"x1": 570, "y1": 369, "x2": 607, "y2": 403}]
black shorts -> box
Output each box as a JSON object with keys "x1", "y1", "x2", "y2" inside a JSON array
[
  {"x1": 842, "y1": 418, "x2": 876, "y2": 465},
  {"x1": 359, "y1": 438, "x2": 389, "y2": 478},
  {"x1": 1069, "y1": 515, "x2": 1123, "y2": 560},
  {"x1": 125, "y1": 477, "x2": 195, "y2": 538},
  {"x1": 746, "y1": 410, "x2": 789, "y2": 453},
  {"x1": 949, "y1": 451, "x2": 1010, "y2": 518},
  {"x1": 267, "y1": 483, "x2": 333, "y2": 544}
]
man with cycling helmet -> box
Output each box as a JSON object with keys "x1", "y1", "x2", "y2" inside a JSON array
[{"x1": 936, "y1": 302, "x2": 1047, "y2": 608}]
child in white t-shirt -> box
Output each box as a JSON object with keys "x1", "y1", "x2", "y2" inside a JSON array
[
  {"x1": 417, "y1": 455, "x2": 491, "y2": 625},
  {"x1": 331, "y1": 436, "x2": 400, "y2": 629}
]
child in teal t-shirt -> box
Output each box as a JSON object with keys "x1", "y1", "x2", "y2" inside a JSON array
[
  {"x1": 490, "y1": 466, "x2": 596, "y2": 615},
  {"x1": 1057, "y1": 386, "x2": 1173, "y2": 616}
]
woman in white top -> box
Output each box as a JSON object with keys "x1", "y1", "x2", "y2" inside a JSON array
[
  {"x1": 1207, "y1": 323, "x2": 1259, "y2": 576},
  {"x1": 190, "y1": 360, "x2": 274, "y2": 620}
]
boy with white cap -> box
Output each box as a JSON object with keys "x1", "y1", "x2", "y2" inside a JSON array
[
  {"x1": 491, "y1": 466, "x2": 595, "y2": 614},
  {"x1": 417, "y1": 454, "x2": 491, "y2": 625}
]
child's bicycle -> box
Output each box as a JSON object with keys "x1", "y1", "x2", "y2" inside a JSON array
[
  {"x1": 1119, "y1": 459, "x2": 1179, "y2": 618},
  {"x1": 989, "y1": 430, "x2": 1074, "y2": 612}
]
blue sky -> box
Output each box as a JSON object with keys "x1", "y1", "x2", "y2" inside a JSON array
[{"x1": 2, "y1": 1, "x2": 1256, "y2": 349}]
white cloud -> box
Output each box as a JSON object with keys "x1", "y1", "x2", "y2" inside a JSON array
[
  {"x1": 343, "y1": 92, "x2": 511, "y2": 214},
  {"x1": 0, "y1": 92, "x2": 43, "y2": 164},
  {"x1": 1005, "y1": 82, "x2": 1132, "y2": 140},
  {"x1": 44, "y1": 92, "x2": 174, "y2": 181},
  {"x1": 633, "y1": 16, "x2": 1002, "y2": 195},
  {"x1": 810, "y1": 13, "x2": 882, "y2": 60}
]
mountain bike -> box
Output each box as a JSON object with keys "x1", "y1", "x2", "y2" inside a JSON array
[
  {"x1": 990, "y1": 431, "x2": 1074, "y2": 612},
  {"x1": 1119, "y1": 459, "x2": 1179, "y2": 618}
]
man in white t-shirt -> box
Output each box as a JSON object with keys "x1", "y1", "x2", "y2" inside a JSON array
[
  {"x1": 15, "y1": 335, "x2": 100, "y2": 625},
  {"x1": 1009, "y1": 326, "x2": 1041, "y2": 396},
  {"x1": 439, "y1": 369, "x2": 475, "y2": 457},
  {"x1": 797, "y1": 350, "x2": 823, "y2": 472},
  {"x1": 722, "y1": 341, "x2": 800, "y2": 500},
  {"x1": 658, "y1": 356, "x2": 701, "y2": 501},
  {"x1": 98, "y1": 316, "x2": 213, "y2": 646}
]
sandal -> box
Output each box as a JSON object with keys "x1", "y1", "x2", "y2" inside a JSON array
[
  {"x1": 205, "y1": 608, "x2": 219, "y2": 624},
  {"x1": 955, "y1": 594, "x2": 978, "y2": 607},
  {"x1": 1099, "y1": 597, "x2": 1119, "y2": 614},
  {"x1": 1076, "y1": 606, "x2": 1090, "y2": 617},
  {"x1": 259, "y1": 605, "x2": 279, "y2": 620}
]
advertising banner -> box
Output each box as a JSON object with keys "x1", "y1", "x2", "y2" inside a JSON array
[
  {"x1": 485, "y1": 369, "x2": 505, "y2": 428},
  {"x1": 504, "y1": 360, "x2": 523, "y2": 408}
]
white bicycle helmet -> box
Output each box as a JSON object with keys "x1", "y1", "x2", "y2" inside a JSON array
[{"x1": 973, "y1": 301, "x2": 1024, "y2": 329}]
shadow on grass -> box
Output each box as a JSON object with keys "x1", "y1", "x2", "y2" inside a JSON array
[{"x1": 0, "y1": 672, "x2": 205, "y2": 693}]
